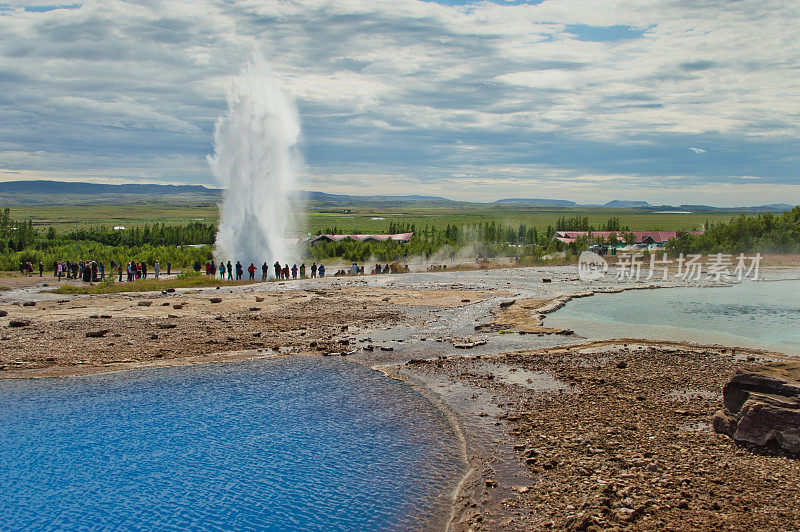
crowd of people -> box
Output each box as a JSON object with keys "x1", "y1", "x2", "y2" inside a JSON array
[
  {"x1": 194, "y1": 260, "x2": 328, "y2": 281},
  {"x1": 331, "y1": 262, "x2": 396, "y2": 276},
  {"x1": 16, "y1": 260, "x2": 173, "y2": 283},
  {"x1": 22, "y1": 257, "x2": 401, "y2": 283},
  {"x1": 195, "y1": 260, "x2": 399, "y2": 281}
]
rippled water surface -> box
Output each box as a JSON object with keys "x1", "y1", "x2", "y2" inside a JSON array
[
  {"x1": 0, "y1": 357, "x2": 463, "y2": 530},
  {"x1": 546, "y1": 280, "x2": 800, "y2": 353}
]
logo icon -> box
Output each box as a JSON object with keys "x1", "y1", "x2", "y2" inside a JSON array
[{"x1": 578, "y1": 251, "x2": 608, "y2": 282}]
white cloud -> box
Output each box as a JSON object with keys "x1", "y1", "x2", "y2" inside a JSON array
[{"x1": 0, "y1": 0, "x2": 798, "y2": 204}]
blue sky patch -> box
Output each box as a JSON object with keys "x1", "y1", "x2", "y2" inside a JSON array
[
  {"x1": 565, "y1": 24, "x2": 645, "y2": 42},
  {"x1": 23, "y1": 4, "x2": 80, "y2": 12}
]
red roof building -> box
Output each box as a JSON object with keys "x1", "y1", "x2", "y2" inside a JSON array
[{"x1": 553, "y1": 230, "x2": 703, "y2": 245}]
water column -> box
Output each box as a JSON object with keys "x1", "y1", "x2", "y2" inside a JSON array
[{"x1": 210, "y1": 53, "x2": 302, "y2": 268}]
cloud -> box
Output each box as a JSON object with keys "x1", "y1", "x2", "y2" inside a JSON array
[{"x1": 0, "y1": 0, "x2": 798, "y2": 205}]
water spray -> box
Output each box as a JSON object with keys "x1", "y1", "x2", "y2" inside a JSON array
[{"x1": 210, "y1": 53, "x2": 302, "y2": 268}]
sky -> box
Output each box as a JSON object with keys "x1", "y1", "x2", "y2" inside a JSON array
[{"x1": 0, "y1": 0, "x2": 799, "y2": 206}]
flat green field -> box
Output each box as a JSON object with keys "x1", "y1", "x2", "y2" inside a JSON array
[
  {"x1": 8, "y1": 203, "x2": 219, "y2": 230},
  {"x1": 7, "y1": 202, "x2": 749, "y2": 234}
]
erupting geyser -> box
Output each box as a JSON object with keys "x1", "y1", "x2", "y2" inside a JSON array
[{"x1": 210, "y1": 53, "x2": 302, "y2": 267}]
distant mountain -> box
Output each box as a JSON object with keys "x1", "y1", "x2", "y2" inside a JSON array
[
  {"x1": 670, "y1": 204, "x2": 791, "y2": 212},
  {"x1": 0, "y1": 180, "x2": 222, "y2": 205},
  {"x1": 604, "y1": 200, "x2": 651, "y2": 208},
  {"x1": 750, "y1": 203, "x2": 795, "y2": 211},
  {"x1": 293, "y1": 190, "x2": 451, "y2": 203},
  {"x1": 0, "y1": 180, "x2": 221, "y2": 196},
  {"x1": 0, "y1": 181, "x2": 454, "y2": 206},
  {"x1": 494, "y1": 198, "x2": 577, "y2": 207},
  {"x1": 0, "y1": 180, "x2": 795, "y2": 211}
]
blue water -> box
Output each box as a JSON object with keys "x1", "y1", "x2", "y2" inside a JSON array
[
  {"x1": 546, "y1": 280, "x2": 800, "y2": 353},
  {"x1": 0, "y1": 357, "x2": 463, "y2": 530}
]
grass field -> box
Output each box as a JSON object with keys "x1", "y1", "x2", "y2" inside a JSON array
[
  {"x1": 49, "y1": 275, "x2": 256, "y2": 295},
  {"x1": 7, "y1": 202, "x2": 744, "y2": 234},
  {"x1": 7, "y1": 203, "x2": 219, "y2": 230}
]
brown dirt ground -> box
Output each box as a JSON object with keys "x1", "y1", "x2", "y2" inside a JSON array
[
  {"x1": 0, "y1": 286, "x2": 493, "y2": 378},
  {"x1": 403, "y1": 341, "x2": 800, "y2": 531}
]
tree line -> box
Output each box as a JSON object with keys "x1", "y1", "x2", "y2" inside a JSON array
[
  {"x1": 6, "y1": 205, "x2": 797, "y2": 271},
  {"x1": 0, "y1": 209, "x2": 214, "y2": 270},
  {"x1": 667, "y1": 207, "x2": 800, "y2": 254}
]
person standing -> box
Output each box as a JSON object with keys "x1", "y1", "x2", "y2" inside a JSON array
[
  {"x1": 38, "y1": 262, "x2": 43, "y2": 277},
  {"x1": 154, "y1": 260, "x2": 160, "y2": 279},
  {"x1": 167, "y1": 261, "x2": 171, "y2": 276},
  {"x1": 141, "y1": 261, "x2": 147, "y2": 279},
  {"x1": 226, "y1": 261, "x2": 233, "y2": 280},
  {"x1": 219, "y1": 261, "x2": 226, "y2": 279},
  {"x1": 262, "y1": 262, "x2": 268, "y2": 281},
  {"x1": 291, "y1": 264, "x2": 298, "y2": 279},
  {"x1": 318, "y1": 264, "x2": 325, "y2": 277},
  {"x1": 311, "y1": 263, "x2": 317, "y2": 278},
  {"x1": 235, "y1": 261, "x2": 243, "y2": 280},
  {"x1": 299, "y1": 263, "x2": 306, "y2": 278},
  {"x1": 248, "y1": 263, "x2": 256, "y2": 280},
  {"x1": 274, "y1": 261, "x2": 281, "y2": 280},
  {"x1": 118, "y1": 263, "x2": 123, "y2": 282}
]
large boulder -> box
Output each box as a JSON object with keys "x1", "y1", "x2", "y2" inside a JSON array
[{"x1": 713, "y1": 370, "x2": 800, "y2": 454}]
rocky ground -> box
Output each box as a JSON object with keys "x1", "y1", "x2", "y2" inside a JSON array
[
  {"x1": 2, "y1": 267, "x2": 800, "y2": 531},
  {"x1": 400, "y1": 341, "x2": 800, "y2": 531},
  {"x1": 0, "y1": 282, "x2": 495, "y2": 377}
]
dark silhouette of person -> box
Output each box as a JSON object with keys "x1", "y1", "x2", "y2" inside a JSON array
[
  {"x1": 226, "y1": 261, "x2": 233, "y2": 280},
  {"x1": 291, "y1": 264, "x2": 298, "y2": 279},
  {"x1": 311, "y1": 263, "x2": 317, "y2": 278},
  {"x1": 261, "y1": 262, "x2": 268, "y2": 281},
  {"x1": 274, "y1": 261, "x2": 281, "y2": 279},
  {"x1": 235, "y1": 261, "x2": 243, "y2": 280},
  {"x1": 247, "y1": 263, "x2": 256, "y2": 280}
]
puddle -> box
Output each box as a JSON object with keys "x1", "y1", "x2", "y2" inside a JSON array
[{"x1": 469, "y1": 360, "x2": 567, "y2": 392}]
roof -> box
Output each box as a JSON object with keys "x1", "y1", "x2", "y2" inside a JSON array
[
  {"x1": 308, "y1": 232, "x2": 413, "y2": 243},
  {"x1": 553, "y1": 230, "x2": 703, "y2": 244}
]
